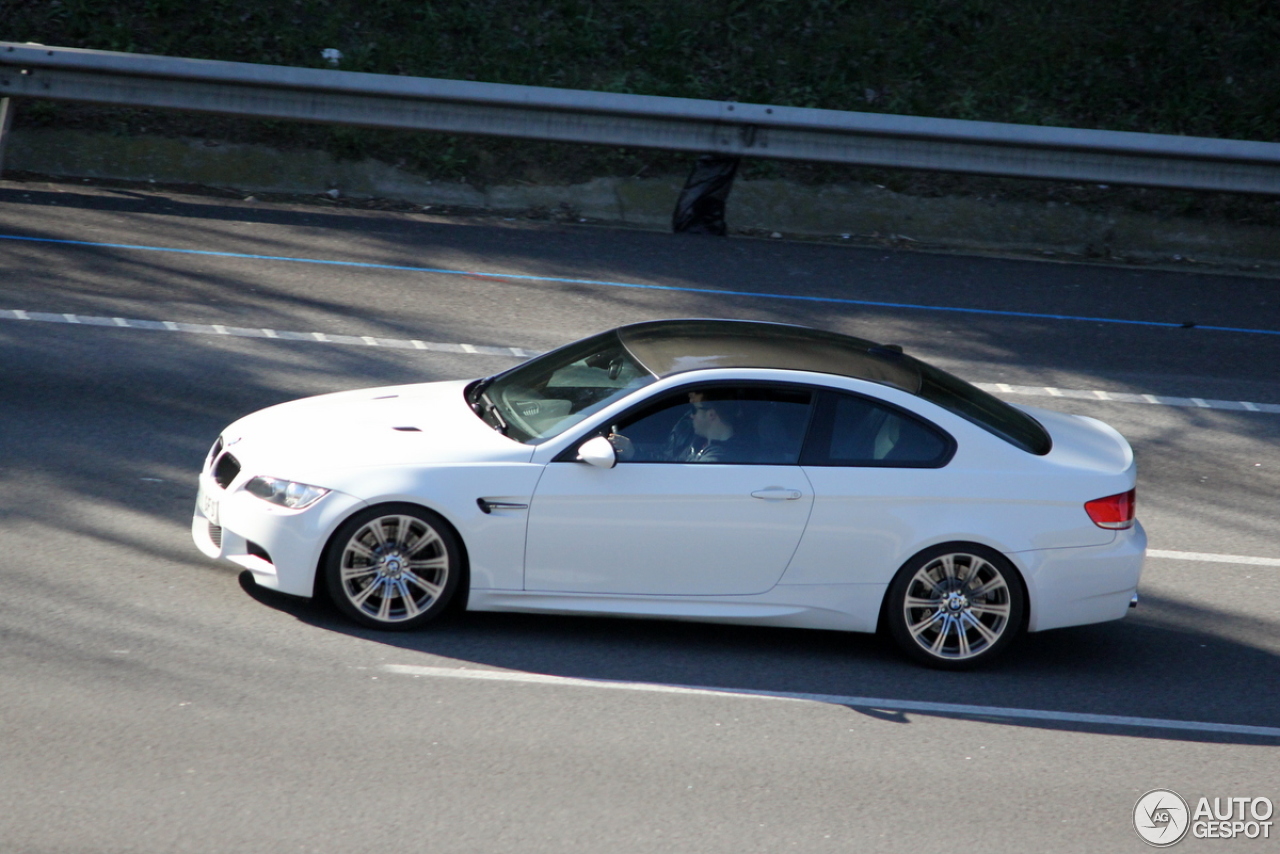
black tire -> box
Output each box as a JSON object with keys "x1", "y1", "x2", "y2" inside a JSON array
[
  {"x1": 324, "y1": 504, "x2": 462, "y2": 631},
  {"x1": 884, "y1": 543, "x2": 1025, "y2": 669}
]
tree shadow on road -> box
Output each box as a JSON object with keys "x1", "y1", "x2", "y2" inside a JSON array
[{"x1": 5, "y1": 182, "x2": 1279, "y2": 749}]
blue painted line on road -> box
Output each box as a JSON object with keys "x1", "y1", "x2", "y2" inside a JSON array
[{"x1": 3, "y1": 232, "x2": 1278, "y2": 337}]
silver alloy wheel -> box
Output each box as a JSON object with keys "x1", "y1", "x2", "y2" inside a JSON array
[
  {"x1": 337, "y1": 514, "x2": 450, "y2": 623},
  {"x1": 900, "y1": 552, "x2": 1013, "y2": 661}
]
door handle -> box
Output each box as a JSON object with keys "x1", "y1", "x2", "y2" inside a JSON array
[{"x1": 750, "y1": 488, "x2": 803, "y2": 501}]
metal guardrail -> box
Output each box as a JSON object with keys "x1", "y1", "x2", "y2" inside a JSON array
[{"x1": 3, "y1": 41, "x2": 1280, "y2": 194}]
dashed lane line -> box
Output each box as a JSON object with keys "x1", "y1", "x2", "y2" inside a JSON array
[
  {"x1": 382, "y1": 665, "x2": 1280, "y2": 739},
  {"x1": 970, "y1": 383, "x2": 1280, "y2": 414},
  {"x1": 0, "y1": 308, "x2": 541, "y2": 358},
  {"x1": 6, "y1": 312, "x2": 1278, "y2": 574},
  {"x1": 3, "y1": 307, "x2": 1277, "y2": 415}
]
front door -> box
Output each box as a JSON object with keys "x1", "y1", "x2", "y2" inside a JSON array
[{"x1": 523, "y1": 384, "x2": 816, "y2": 596}]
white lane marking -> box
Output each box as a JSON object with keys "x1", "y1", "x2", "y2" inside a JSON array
[
  {"x1": 0, "y1": 308, "x2": 1275, "y2": 411},
  {"x1": 973, "y1": 383, "x2": 1280, "y2": 414},
  {"x1": 384, "y1": 665, "x2": 747, "y2": 698},
  {"x1": 1148, "y1": 549, "x2": 1280, "y2": 567},
  {"x1": 382, "y1": 665, "x2": 1280, "y2": 738},
  {"x1": 0, "y1": 308, "x2": 546, "y2": 358}
]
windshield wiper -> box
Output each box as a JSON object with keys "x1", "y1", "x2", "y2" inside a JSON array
[
  {"x1": 479, "y1": 390, "x2": 509, "y2": 435},
  {"x1": 466, "y1": 378, "x2": 510, "y2": 436},
  {"x1": 468, "y1": 376, "x2": 495, "y2": 410}
]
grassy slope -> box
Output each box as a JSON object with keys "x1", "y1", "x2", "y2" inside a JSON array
[{"x1": 4, "y1": 0, "x2": 1280, "y2": 209}]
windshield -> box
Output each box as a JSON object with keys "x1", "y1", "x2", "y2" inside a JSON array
[{"x1": 469, "y1": 330, "x2": 656, "y2": 444}]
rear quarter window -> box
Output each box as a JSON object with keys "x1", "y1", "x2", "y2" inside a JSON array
[{"x1": 802, "y1": 392, "x2": 954, "y2": 468}]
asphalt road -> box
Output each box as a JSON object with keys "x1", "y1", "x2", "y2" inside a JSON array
[{"x1": 1, "y1": 179, "x2": 1277, "y2": 854}]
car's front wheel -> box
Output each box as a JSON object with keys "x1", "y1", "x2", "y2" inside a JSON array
[
  {"x1": 324, "y1": 504, "x2": 461, "y2": 630},
  {"x1": 885, "y1": 544, "x2": 1025, "y2": 669}
]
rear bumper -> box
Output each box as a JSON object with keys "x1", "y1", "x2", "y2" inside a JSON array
[{"x1": 1017, "y1": 521, "x2": 1146, "y2": 632}]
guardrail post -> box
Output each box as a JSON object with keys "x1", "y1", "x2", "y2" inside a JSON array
[{"x1": 0, "y1": 98, "x2": 14, "y2": 177}]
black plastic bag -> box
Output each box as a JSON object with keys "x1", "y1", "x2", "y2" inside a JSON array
[{"x1": 672, "y1": 155, "x2": 740, "y2": 235}]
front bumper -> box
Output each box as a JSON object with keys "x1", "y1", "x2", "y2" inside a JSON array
[
  {"x1": 1018, "y1": 520, "x2": 1147, "y2": 632},
  {"x1": 192, "y1": 471, "x2": 366, "y2": 597}
]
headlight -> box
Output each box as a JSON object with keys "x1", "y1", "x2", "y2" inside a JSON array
[{"x1": 243, "y1": 476, "x2": 330, "y2": 510}]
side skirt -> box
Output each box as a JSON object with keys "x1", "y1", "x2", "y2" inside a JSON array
[{"x1": 466, "y1": 584, "x2": 888, "y2": 633}]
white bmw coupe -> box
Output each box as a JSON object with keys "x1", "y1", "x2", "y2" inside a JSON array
[{"x1": 193, "y1": 319, "x2": 1144, "y2": 667}]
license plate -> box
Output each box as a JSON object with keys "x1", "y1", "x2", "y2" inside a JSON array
[{"x1": 198, "y1": 483, "x2": 221, "y2": 526}]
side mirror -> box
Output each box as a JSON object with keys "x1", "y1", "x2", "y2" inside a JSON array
[{"x1": 576, "y1": 435, "x2": 618, "y2": 469}]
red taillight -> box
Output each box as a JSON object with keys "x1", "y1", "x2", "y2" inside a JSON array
[{"x1": 1085, "y1": 488, "x2": 1136, "y2": 529}]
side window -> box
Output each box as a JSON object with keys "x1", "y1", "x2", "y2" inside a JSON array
[
  {"x1": 803, "y1": 392, "x2": 953, "y2": 467},
  {"x1": 611, "y1": 385, "x2": 813, "y2": 465}
]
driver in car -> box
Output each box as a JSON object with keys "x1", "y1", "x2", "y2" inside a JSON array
[{"x1": 610, "y1": 391, "x2": 748, "y2": 463}]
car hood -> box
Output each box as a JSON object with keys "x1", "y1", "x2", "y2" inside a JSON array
[{"x1": 218, "y1": 380, "x2": 533, "y2": 483}]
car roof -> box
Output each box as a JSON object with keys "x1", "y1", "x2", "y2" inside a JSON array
[{"x1": 615, "y1": 319, "x2": 921, "y2": 393}]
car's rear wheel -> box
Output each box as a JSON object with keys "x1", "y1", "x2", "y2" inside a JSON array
[
  {"x1": 885, "y1": 544, "x2": 1025, "y2": 669},
  {"x1": 324, "y1": 504, "x2": 461, "y2": 630}
]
